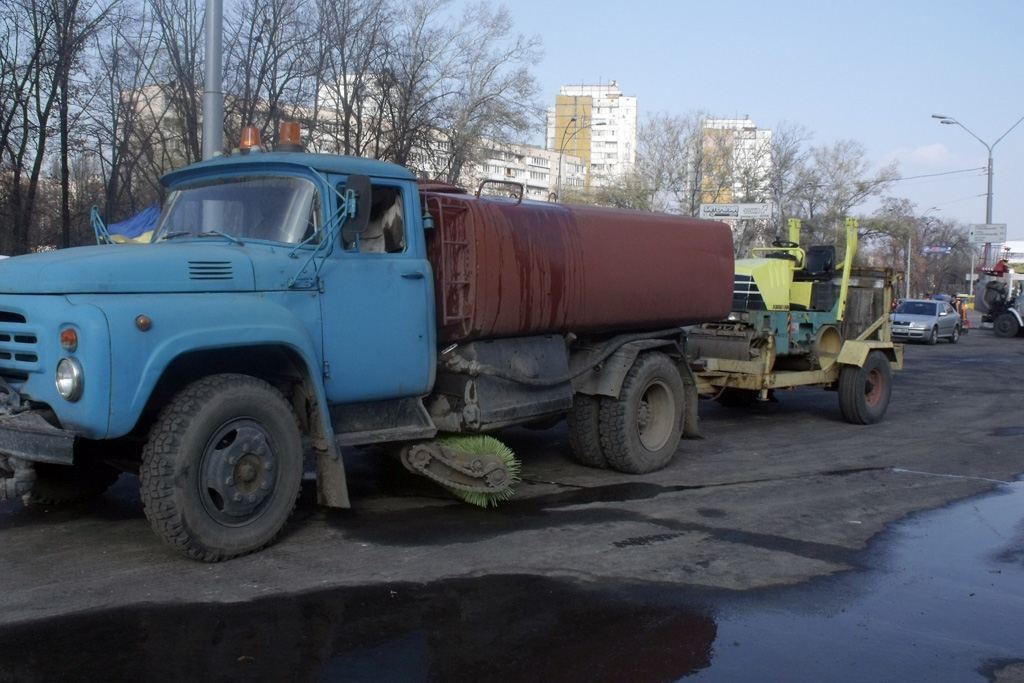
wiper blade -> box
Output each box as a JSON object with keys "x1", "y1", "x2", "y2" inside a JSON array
[
  {"x1": 197, "y1": 230, "x2": 244, "y2": 245},
  {"x1": 160, "y1": 231, "x2": 193, "y2": 241}
]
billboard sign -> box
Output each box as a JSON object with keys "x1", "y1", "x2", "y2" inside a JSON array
[
  {"x1": 968, "y1": 224, "x2": 1007, "y2": 244},
  {"x1": 699, "y1": 203, "x2": 772, "y2": 220},
  {"x1": 921, "y1": 245, "x2": 952, "y2": 255}
]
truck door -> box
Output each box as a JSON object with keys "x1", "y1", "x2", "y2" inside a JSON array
[{"x1": 318, "y1": 180, "x2": 435, "y2": 404}]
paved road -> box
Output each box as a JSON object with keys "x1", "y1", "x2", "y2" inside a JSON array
[{"x1": 1, "y1": 327, "x2": 1022, "y2": 681}]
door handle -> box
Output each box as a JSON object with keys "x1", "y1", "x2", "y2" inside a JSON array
[{"x1": 401, "y1": 271, "x2": 425, "y2": 280}]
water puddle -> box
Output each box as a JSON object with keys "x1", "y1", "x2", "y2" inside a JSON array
[{"x1": 1, "y1": 482, "x2": 1022, "y2": 682}]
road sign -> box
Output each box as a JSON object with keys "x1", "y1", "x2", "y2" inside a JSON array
[
  {"x1": 968, "y1": 224, "x2": 1007, "y2": 244},
  {"x1": 921, "y1": 245, "x2": 952, "y2": 255},
  {"x1": 699, "y1": 203, "x2": 772, "y2": 220}
]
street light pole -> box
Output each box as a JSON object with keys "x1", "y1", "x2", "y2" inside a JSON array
[
  {"x1": 931, "y1": 113, "x2": 1024, "y2": 225},
  {"x1": 555, "y1": 116, "x2": 577, "y2": 201}
]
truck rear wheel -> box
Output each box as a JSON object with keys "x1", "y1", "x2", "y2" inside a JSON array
[
  {"x1": 140, "y1": 374, "x2": 303, "y2": 562},
  {"x1": 994, "y1": 313, "x2": 1020, "y2": 338},
  {"x1": 598, "y1": 352, "x2": 684, "y2": 474},
  {"x1": 567, "y1": 394, "x2": 607, "y2": 469},
  {"x1": 838, "y1": 352, "x2": 892, "y2": 425}
]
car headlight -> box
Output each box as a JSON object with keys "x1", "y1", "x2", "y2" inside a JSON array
[
  {"x1": 909, "y1": 322, "x2": 926, "y2": 330},
  {"x1": 55, "y1": 358, "x2": 84, "y2": 401}
]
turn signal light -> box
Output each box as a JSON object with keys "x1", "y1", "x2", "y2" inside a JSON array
[{"x1": 60, "y1": 328, "x2": 78, "y2": 352}]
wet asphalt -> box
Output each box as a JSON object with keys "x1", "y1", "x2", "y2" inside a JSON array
[{"x1": 1, "y1": 326, "x2": 1024, "y2": 682}]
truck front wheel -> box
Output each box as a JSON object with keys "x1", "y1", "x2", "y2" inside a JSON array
[
  {"x1": 838, "y1": 352, "x2": 892, "y2": 425},
  {"x1": 993, "y1": 313, "x2": 1020, "y2": 338},
  {"x1": 140, "y1": 374, "x2": 303, "y2": 562},
  {"x1": 598, "y1": 352, "x2": 684, "y2": 474}
]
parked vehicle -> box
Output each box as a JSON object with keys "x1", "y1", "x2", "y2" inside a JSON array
[
  {"x1": 975, "y1": 272, "x2": 1023, "y2": 338},
  {"x1": 890, "y1": 299, "x2": 961, "y2": 344},
  {"x1": 0, "y1": 127, "x2": 735, "y2": 560},
  {"x1": 688, "y1": 218, "x2": 903, "y2": 423}
]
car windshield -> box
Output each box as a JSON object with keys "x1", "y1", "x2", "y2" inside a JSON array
[
  {"x1": 895, "y1": 301, "x2": 937, "y2": 316},
  {"x1": 153, "y1": 175, "x2": 319, "y2": 244}
]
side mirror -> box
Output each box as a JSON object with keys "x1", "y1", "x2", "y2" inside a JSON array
[{"x1": 340, "y1": 175, "x2": 371, "y2": 245}]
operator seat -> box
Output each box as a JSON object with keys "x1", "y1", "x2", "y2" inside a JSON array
[{"x1": 795, "y1": 245, "x2": 836, "y2": 281}]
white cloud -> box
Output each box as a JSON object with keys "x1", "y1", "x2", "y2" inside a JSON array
[{"x1": 884, "y1": 143, "x2": 954, "y2": 167}]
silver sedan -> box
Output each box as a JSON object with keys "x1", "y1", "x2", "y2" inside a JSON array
[{"x1": 890, "y1": 299, "x2": 961, "y2": 344}]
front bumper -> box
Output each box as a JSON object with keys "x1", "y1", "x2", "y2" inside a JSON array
[
  {"x1": 0, "y1": 411, "x2": 75, "y2": 465},
  {"x1": 891, "y1": 326, "x2": 928, "y2": 341}
]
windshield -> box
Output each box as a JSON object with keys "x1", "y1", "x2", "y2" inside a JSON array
[
  {"x1": 895, "y1": 301, "x2": 937, "y2": 316},
  {"x1": 153, "y1": 175, "x2": 320, "y2": 244}
]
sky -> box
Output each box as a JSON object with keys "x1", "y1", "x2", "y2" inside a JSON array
[{"x1": 469, "y1": 0, "x2": 1024, "y2": 239}]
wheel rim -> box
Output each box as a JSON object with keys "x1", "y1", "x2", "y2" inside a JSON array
[
  {"x1": 198, "y1": 419, "x2": 279, "y2": 526},
  {"x1": 864, "y1": 367, "x2": 884, "y2": 407},
  {"x1": 636, "y1": 380, "x2": 676, "y2": 451}
]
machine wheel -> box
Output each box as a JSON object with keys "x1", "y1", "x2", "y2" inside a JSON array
[
  {"x1": 838, "y1": 352, "x2": 892, "y2": 425},
  {"x1": 599, "y1": 352, "x2": 684, "y2": 474},
  {"x1": 948, "y1": 325, "x2": 960, "y2": 344},
  {"x1": 31, "y1": 460, "x2": 120, "y2": 505},
  {"x1": 994, "y1": 313, "x2": 1020, "y2": 338},
  {"x1": 926, "y1": 326, "x2": 938, "y2": 345},
  {"x1": 140, "y1": 374, "x2": 303, "y2": 562},
  {"x1": 716, "y1": 388, "x2": 758, "y2": 408},
  {"x1": 567, "y1": 394, "x2": 608, "y2": 469}
]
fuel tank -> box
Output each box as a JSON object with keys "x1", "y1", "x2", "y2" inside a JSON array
[{"x1": 420, "y1": 183, "x2": 734, "y2": 343}]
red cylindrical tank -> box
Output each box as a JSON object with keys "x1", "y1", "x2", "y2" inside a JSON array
[{"x1": 421, "y1": 184, "x2": 734, "y2": 344}]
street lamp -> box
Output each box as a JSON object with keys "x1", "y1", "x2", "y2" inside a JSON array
[
  {"x1": 555, "y1": 116, "x2": 578, "y2": 201},
  {"x1": 931, "y1": 113, "x2": 1024, "y2": 224},
  {"x1": 555, "y1": 116, "x2": 605, "y2": 201}
]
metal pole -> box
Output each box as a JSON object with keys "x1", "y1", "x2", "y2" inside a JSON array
[
  {"x1": 906, "y1": 234, "x2": 911, "y2": 299},
  {"x1": 202, "y1": 0, "x2": 224, "y2": 160},
  {"x1": 555, "y1": 117, "x2": 576, "y2": 201}
]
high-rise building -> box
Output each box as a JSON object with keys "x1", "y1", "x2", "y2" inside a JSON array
[
  {"x1": 699, "y1": 117, "x2": 772, "y2": 205},
  {"x1": 546, "y1": 81, "x2": 637, "y2": 189}
]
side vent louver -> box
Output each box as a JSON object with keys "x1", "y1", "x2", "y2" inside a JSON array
[{"x1": 188, "y1": 261, "x2": 233, "y2": 280}]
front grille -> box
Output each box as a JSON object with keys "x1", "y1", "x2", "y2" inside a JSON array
[
  {"x1": 733, "y1": 274, "x2": 766, "y2": 311},
  {"x1": 188, "y1": 261, "x2": 234, "y2": 280},
  {"x1": 0, "y1": 310, "x2": 39, "y2": 381}
]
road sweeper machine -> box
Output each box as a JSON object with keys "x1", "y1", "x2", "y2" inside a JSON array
[
  {"x1": 0, "y1": 126, "x2": 899, "y2": 560},
  {"x1": 0, "y1": 133, "x2": 736, "y2": 560}
]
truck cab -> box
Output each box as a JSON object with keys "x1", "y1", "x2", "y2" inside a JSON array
[{"x1": 0, "y1": 152, "x2": 440, "y2": 560}]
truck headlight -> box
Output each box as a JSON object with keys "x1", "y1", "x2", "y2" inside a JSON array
[{"x1": 55, "y1": 358, "x2": 84, "y2": 401}]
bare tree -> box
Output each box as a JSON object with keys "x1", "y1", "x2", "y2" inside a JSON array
[
  {"x1": 0, "y1": 1, "x2": 60, "y2": 254},
  {"x1": 308, "y1": 0, "x2": 392, "y2": 157},
  {"x1": 788, "y1": 139, "x2": 899, "y2": 245},
  {"x1": 148, "y1": 0, "x2": 203, "y2": 164},
  {"x1": 223, "y1": 0, "x2": 315, "y2": 145},
  {"x1": 47, "y1": 0, "x2": 114, "y2": 247},
  {"x1": 430, "y1": 2, "x2": 540, "y2": 184},
  {"x1": 85, "y1": 1, "x2": 166, "y2": 220},
  {"x1": 634, "y1": 110, "x2": 711, "y2": 215}
]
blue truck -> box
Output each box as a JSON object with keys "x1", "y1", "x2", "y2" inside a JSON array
[{"x1": 0, "y1": 147, "x2": 734, "y2": 561}]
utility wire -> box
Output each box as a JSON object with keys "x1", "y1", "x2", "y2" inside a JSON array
[{"x1": 890, "y1": 166, "x2": 986, "y2": 183}]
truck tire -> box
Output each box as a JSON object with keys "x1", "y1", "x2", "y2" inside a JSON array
[
  {"x1": 926, "y1": 326, "x2": 938, "y2": 345},
  {"x1": 140, "y1": 374, "x2": 303, "y2": 562},
  {"x1": 31, "y1": 460, "x2": 120, "y2": 505},
  {"x1": 598, "y1": 352, "x2": 684, "y2": 474},
  {"x1": 567, "y1": 394, "x2": 607, "y2": 469},
  {"x1": 838, "y1": 351, "x2": 892, "y2": 425},
  {"x1": 994, "y1": 313, "x2": 1020, "y2": 338}
]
